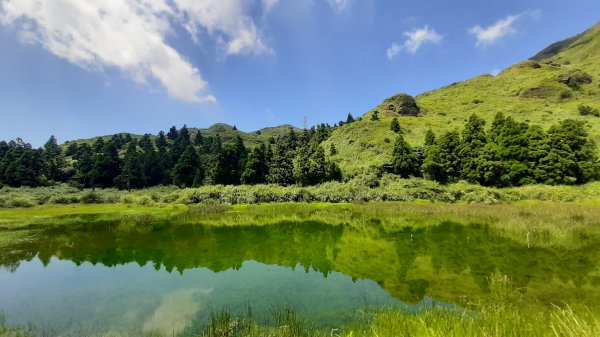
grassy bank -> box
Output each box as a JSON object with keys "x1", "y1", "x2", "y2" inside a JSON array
[{"x1": 2, "y1": 177, "x2": 600, "y2": 209}]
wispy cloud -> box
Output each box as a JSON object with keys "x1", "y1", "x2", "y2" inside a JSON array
[
  {"x1": 262, "y1": 0, "x2": 279, "y2": 13},
  {"x1": 173, "y1": 0, "x2": 272, "y2": 56},
  {"x1": 327, "y1": 0, "x2": 351, "y2": 12},
  {"x1": 469, "y1": 10, "x2": 541, "y2": 47},
  {"x1": 387, "y1": 26, "x2": 442, "y2": 59},
  {"x1": 0, "y1": 0, "x2": 275, "y2": 104}
]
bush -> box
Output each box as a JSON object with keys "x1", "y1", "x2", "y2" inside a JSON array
[
  {"x1": 7, "y1": 197, "x2": 36, "y2": 208},
  {"x1": 80, "y1": 191, "x2": 103, "y2": 204},
  {"x1": 578, "y1": 104, "x2": 600, "y2": 117}
]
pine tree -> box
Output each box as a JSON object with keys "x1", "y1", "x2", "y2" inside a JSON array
[
  {"x1": 5, "y1": 149, "x2": 44, "y2": 186},
  {"x1": 267, "y1": 140, "x2": 295, "y2": 186},
  {"x1": 390, "y1": 118, "x2": 401, "y2": 134},
  {"x1": 173, "y1": 145, "x2": 200, "y2": 188},
  {"x1": 92, "y1": 141, "x2": 121, "y2": 188},
  {"x1": 43, "y1": 135, "x2": 67, "y2": 182},
  {"x1": 458, "y1": 114, "x2": 487, "y2": 183},
  {"x1": 424, "y1": 129, "x2": 437, "y2": 146},
  {"x1": 241, "y1": 143, "x2": 269, "y2": 185},
  {"x1": 74, "y1": 144, "x2": 94, "y2": 187},
  {"x1": 346, "y1": 113, "x2": 355, "y2": 124},
  {"x1": 391, "y1": 134, "x2": 419, "y2": 178},
  {"x1": 92, "y1": 137, "x2": 105, "y2": 153},
  {"x1": 115, "y1": 142, "x2": 144, "y2": 191},
  {"x1": 193, "y1": 168, "x2": 205, "y2": 187},
  {"x1": 155, "y1": 131, "x2": 171, "y2": 185},
  {"x1": 423, "y1": 131, "x2": 460, "y2": 183},
  {"x1": 329, "y1": 143, "x2": 337, "y2": 156},
  {"x1": 167, "y1": 126, "x2": 178, "y2": 141},
  {"x1": 194, "y1": 131, "x2": 204, "y2": 146},
  {"x1": 171, "y1": 125, "x2": 191, "y2": 164}
]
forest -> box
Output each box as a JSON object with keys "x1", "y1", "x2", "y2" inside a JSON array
[{"x1": 0, "y1": 112, "x2": 598, "y2": 190}]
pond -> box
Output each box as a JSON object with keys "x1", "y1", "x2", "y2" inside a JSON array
[{"x1": 0, "y1": 210, "x2": 599, "y2": 336}]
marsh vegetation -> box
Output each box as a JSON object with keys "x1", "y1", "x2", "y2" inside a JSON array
[{"x1": 0, "y1": 202, "x2": 599, "y2": 336}]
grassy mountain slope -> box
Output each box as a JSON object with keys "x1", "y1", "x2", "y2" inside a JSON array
[
  {"x1": 325, "y1": 21, "x2": 600, "y2": 176},
  {"x1": 65, "y1": 124, "x2": 301, "y2": 149}
]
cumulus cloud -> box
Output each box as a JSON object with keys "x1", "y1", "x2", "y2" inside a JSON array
[
  {"x1": 173, "y1": 0, "x2": 271, "y2": 56},
  {"x1": 0, "y1": 0, "x2": 276, "y2": 103},
  {"x1": 387, "y1": 26, "x2": 442, "y2": 59},
  {"x1": 469, "y1": 10, "x2": 541, "y2": 47}
]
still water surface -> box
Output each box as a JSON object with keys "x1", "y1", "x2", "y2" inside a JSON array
[{"x1": 0, "y1": 217, "x2": 598, "y2": 335}]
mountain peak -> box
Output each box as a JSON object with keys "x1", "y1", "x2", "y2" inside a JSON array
[{"x1": 530, "y1": 21, "x2": 600, "y2": 61}]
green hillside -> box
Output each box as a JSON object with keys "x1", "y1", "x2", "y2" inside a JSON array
[
  {"x1": 324, "y1": 21, "x2": 600, "y2": 176},
  {"x1": 65, "y1": 124, "x2": 301, "y2": 149}
]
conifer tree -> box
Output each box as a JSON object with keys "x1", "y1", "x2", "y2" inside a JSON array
[
  {"x1": 391, "y1": 134, "x2": 419, "y2": 178},
  {"x1": 390, "y1": 118, "x2": 401, "y2": 134},
  {"x1": 115, "y1": 142, "x2": 144, "y2": 190},
  {"x1": 458, "y1": 114, "x2": 487, "y2": 183},
  {"x1": 346, "y1": 113, "x2": 355, "y2": 124},
  {"x1": 43, "y1": 135, "x2": 67, "y2": 182},
  {"x1": 173, "y1": 145, "x2": 200, "y2": 188}
]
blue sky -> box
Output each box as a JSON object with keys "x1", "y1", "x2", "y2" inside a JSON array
[{"x1": 0, "y1": 0, "x2": 599, "y2": 146}]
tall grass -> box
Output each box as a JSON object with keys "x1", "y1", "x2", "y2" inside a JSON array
[
  {"x1": 193, "y1": 274, "x2": 600, "y2": 337},
  {"x1": 1, "y1": 178, "x2": 600, "y2": 209}
]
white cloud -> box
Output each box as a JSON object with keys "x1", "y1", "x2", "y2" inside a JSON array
[
  {"x1": 387, "y1": 26, "x2": 442, "y2": 59},
  {"x1": 0, "y1": 0, "x2": 276, "y2": 103},
  {"x1": 491, "y1": 68, "x2": 501, "y2": 76},
  {"x1": 469, "y1": 10, "x2": 541, "y2": 47},
  {"x1": 262, "y1": 0, "x2": 279, "y2": 12},
  {"x1": 173, "y1": 0, "x2": 271, "y2": 56}
]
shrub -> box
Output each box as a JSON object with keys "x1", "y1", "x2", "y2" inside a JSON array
[
  {"x1": 578, "y1": 104, "x2": 600, "y2": 117},
  {"x1": 80, "y1": 191, "x2": 103, "y2": 204}
]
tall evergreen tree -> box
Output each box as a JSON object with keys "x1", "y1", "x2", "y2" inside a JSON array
[
  {"x1": 92, "y1": 142, "x2": 121, "y2": 188},
  {"x1": 194, "y1": 131, "x2": 204, "y2": 146},
  {"x1": 173, "y1": 145, "x2": 200, "y2": 188},
  {"x1": 115, "y1": 142, "x2": 144, "y2": 190},
  {"x1": 390, "y1": 118, "x2": 401, "y2": 134},
  {"x1": 293, "y1": 144, "x2": 327, "y2": 185},
  {"x1": 241, "y1": 143, "x2": 269, "y2": 185},
  {"x1": 167, "y1": 126, "x2": 178, "y2": 141},
  {"x1": 5, "y1": 149, "x2": 44, "y2": 187},
  {"x1": 43, "y1": 135, "x2": 67, "y2": 182},
  {"x1": 458, "y1": 114, "x2": 487, "y2": 183},
  {"x1": 155, "y1": 131, "x2": 171, "y2": 185},
  {"x1": 74, "y1": 144, "x2": 94, "y2": 187},
  {"x1": 92, "y1": 137, "x2": 105, "y2": 153},
  {"x1": 391, "y1": 134, "x2": 420, "y2": 178},
  {"x1": 329, "y1": 143, "x2": 337, "y2": 156},
  {"x1": 171, "y1": 124, "x2": 191, "y2": 164},
  {"x1": 267, "y1": 140, "x2": 295, "y2": 186},
  {"x1": 346, "y1": 113, "x2": 355, "y2": 124},
  {"x1": 423, "y1": 131, "x2": 461, "y2": 183}
]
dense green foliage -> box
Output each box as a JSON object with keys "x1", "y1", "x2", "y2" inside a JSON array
[
  {"x1": 0, "y1": 125, "x2": 341, "y2": 189},
  {"x1": 412, "y1": 114, "x2": 600, "y2": 186}
]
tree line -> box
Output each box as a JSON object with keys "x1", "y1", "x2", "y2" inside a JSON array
[
  {"x1": 390, "y1": 113, "x2": 599, "y2": 186},
  {"x1": 0, "y1": 123, "x2": 345, "y2": 189},
  {"x1": 2, "y1": 112, "x2": 597, "y2": 189}
]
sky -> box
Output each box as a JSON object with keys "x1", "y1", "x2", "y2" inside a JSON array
[{"x1": 0, "y1": 0, "x2": 599, "y2": 146}]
